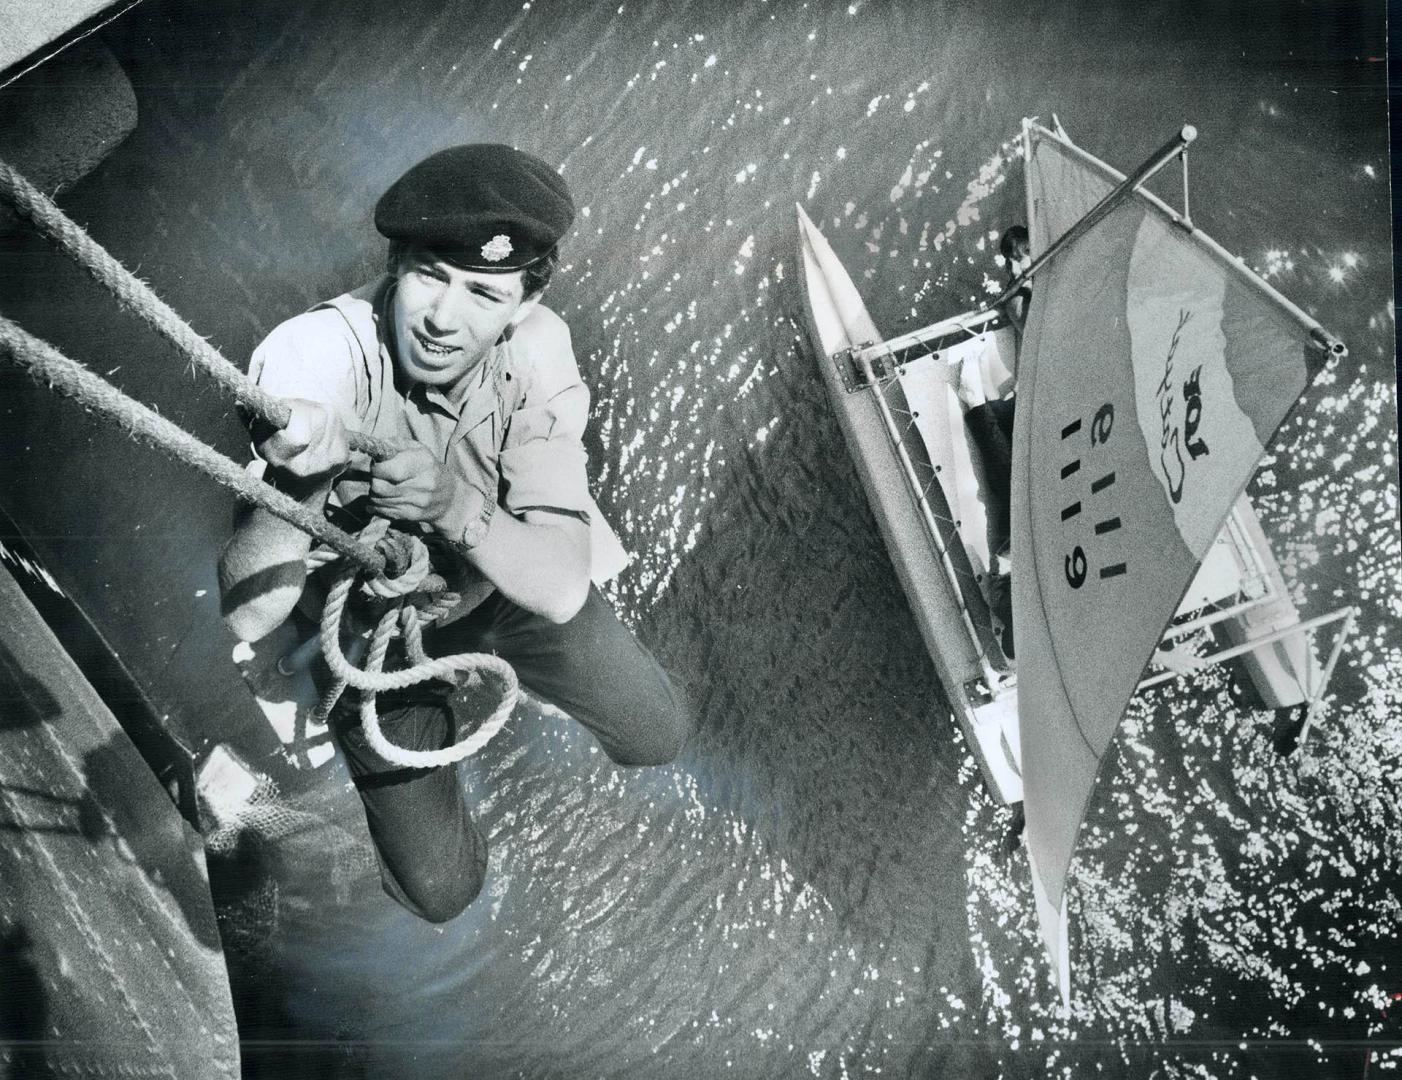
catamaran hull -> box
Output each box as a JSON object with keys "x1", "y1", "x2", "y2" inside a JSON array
[
  {"x1": 796, "y1": 205, "x2": 1023, "y2": 804},
  {"x1": 1217, "y1": 501, "x2": 1318, "y2": 709}
]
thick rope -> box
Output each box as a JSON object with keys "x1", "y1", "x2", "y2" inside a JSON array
[
  {"x1": 319, "y1": 569, "x2": 512, "y2": 692},
  {"x1": 361, "y1": 532, "x2": 431, "y2": 598},
  {"x1": 0, "y1": 316, "x2": 386, "y2": 573},
  {"x1": 319, "y1": 566, "x2": 518, "y2": 768},
  {"x1": 0, "y1": 158, "x2": 399, "y2": 461},
  {"x1": 307, "y1": 577, "x2": 462, "y2": 726},
  {"x1": 327, "y1": 516, "x2": 434, "y2": 599}
]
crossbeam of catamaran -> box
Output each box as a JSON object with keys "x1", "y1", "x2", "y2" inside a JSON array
[{"x1": 1139, "y1": 605, "x2": 1357, "y2": 693}]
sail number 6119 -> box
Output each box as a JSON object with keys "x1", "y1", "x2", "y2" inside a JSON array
[{"x1": 1064, "y1": 402, "x2": 1116, "y2": 590}]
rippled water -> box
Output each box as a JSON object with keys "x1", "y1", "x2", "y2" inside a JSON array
[{"x1": 5, "y1": 0, "x2": 1398, "y2": 1075}]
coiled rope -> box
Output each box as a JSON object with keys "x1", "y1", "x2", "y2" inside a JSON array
[
  {"x1": 0, "y1": 157, "x2": 518, "y2": 767},
  {"x1": 310, "y1": 518, "x2": 520, "y2": 767}
]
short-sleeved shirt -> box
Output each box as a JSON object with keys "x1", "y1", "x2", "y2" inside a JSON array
[{"x1": 248, "y1": 276, "x2": 629, "y2": 612}]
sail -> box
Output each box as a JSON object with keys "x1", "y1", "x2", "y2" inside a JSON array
[{"x1": 1010, "y1": 123, "x2": 1329, "y2": 999}]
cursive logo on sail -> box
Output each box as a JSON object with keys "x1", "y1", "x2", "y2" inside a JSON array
[
  {"x1": 1153, "y1": 309, "x2": 1211, "y2": 504},
  {"x1": 1181, "y1": 365, "x2": 1209, "y2": 461}
]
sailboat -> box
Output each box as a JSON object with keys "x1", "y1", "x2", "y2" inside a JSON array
[{"x1": 795, "y1": 118, "x2": 1358, "y2": 1002}]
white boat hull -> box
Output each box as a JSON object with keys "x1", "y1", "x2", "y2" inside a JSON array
[{"x1": 797, "y1": 204, "x2": 1024, "y2": 804}]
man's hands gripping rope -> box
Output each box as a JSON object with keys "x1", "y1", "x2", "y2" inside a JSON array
[{"x1": 260, "y1": 401, "x2": 518, "y2": 768}]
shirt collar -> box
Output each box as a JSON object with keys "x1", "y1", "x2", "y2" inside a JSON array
[{"x1": 421, "y1": 351, "x2": 502, "y2": 423}]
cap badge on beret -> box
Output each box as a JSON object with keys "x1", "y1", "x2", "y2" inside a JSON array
[{"x1": 481, "y1": 234, "x2": 513, "y2": 263}]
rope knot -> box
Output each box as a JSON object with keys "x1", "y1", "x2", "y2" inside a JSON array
[{"x1": 361, "y1": 529, "x2": 431, "y2": 598}]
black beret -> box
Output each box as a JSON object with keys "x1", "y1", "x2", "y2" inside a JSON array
[{"x1": 375, "y1": 144, "x2": 574, "y2": 272}]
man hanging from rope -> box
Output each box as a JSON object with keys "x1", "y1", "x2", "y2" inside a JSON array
[{"x1": 217, "y1": 145, "x2": 691, "y2": 923}]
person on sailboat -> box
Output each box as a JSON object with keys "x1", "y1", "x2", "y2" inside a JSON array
[
  {"x1": 217, "y1": 145, "x2": 691, "y2": 923},
  {"x1": 949, "y1": 224, "x2": 1029, "y2": 657},
  {"x1": 999, "y1": 225, "x2": 1032, "y2": 335}
]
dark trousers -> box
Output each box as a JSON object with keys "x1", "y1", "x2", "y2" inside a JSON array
[
  {"x1": 963, "y1": 396, "x2": 1016, "y2": 560},
  {"x1": 963, "y1": 397, "x2": 1017, "y2": 657},
  {"x1": 331, "y1": 585, "x2": 690, "y2": 923}
]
